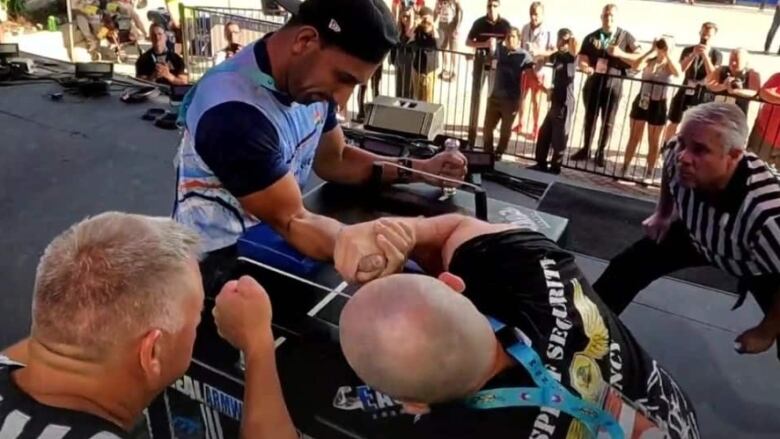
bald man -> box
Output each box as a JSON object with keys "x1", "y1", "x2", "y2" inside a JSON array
[{"x1": 336, "y1": 215, "x2": 700, "y2": 438}]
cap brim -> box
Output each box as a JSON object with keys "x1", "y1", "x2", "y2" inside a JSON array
[{"x1": 275, "y1": 0, "x2": 302, "y2": 14}]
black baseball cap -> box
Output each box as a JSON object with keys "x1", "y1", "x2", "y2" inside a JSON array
[{"x1": 277, "y1": 0, "x2": 399, "y2": 64}]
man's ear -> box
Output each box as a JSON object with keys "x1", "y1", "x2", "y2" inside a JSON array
[
  {"x1": 401, "y1": 401, "x2": 431, "y2": 415},
  {"x1": 138, "y1": 329, "x2": 163, "y2": 386},
  {"x1": 291, "y1": 26, "x2": 320, "y2": 55},
  {"x1": 438, "y1": 272, "x2": 466, "y2": 294}
]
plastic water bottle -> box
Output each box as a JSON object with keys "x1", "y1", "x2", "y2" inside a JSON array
[{"x1": 442, "y1": 138, "x2": 460, "y2": 197}]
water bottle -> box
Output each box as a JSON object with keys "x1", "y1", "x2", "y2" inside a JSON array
[{"x1": 442, "y1": 138, "x2": 460, "y2": 197}]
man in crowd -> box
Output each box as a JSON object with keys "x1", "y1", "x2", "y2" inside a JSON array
[
  {"x1": 410, "y1": 6, "x2": 439, "y2": 102},
  {"x1": 464, "y1": 0, "x2": 511, "y2": 145},
  {"x1": 531, "y1": 28, "x2": 578, "y2": 174},
  {"x1": 173, "y1": 0, "x2": 466, "y2": 365},
  {"x1": 594, "y1": 102, "x2": 780, "y2": 358},
  {"x1": 0, "y1": 213, "x2": 205, "y2": 438},
  {"x1": 213, "y1": 21, "x2": 243, "y2": 64},
  {"x1": 481, "y1": 27, "x2": 534, "y2": 160},
  {"x1": 571, "y1": 3, "x2": 641, "y2": 168},
  {"x1": 665, "y1": 21, "x2": 721, "y2": 143},
  {"x1": 331, "y1": 213, "x2": 700, "y2": 438},
  {"x1": 705, "y1": 48, "x2": 761, "y2": 116},
  {"x1": 135, "y1": 23, "x2": 188, "y2": 86}
]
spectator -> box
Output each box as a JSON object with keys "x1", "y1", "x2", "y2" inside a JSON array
[
  {"x1": 213, "y1": 21, "x2": 243, "y2": 65},
  {"x1": 393, "y1": 0, "x2": 426, "y2": 22},
  {"x1": 73, "y1": 0, "x2": 103, "y2": 53},
  {"x1": 0, "y1": 213, "x2": 204, "y2": 437},
  {"x1": 531, "y1": 28, "x2": 578, "y2": 174},
  {"x1": 571, "y1": 3, "x2": 641, "y2": 168},
  {"x1": 465, "y1": 0, "x2": 511, "y2": 144},
  {"x1": 515, "y1": 1, "x2": 554, "y2": 140},
  {"x1": 390, "y1": 6, "x2": 417, "y2": 99},
  {"x1": 411, "y1": 7, "x2": 439, "y2": 102},
  {"x1": 0, "y1": 0, "x2": 6, "y2": 43},
  {"x1": 136, "y1": 23, "x2": 188, "y2": 86},
  {"x1": 747, "y1": 72, "x2": 780, "y2": 167},
  {"x1": 766, "y1": 3, "x2": 780, "y2": 54},
  {"x1": 434, "y1": 0, "x2": 462, "y2": 81},
  {"x1": 705, "y1": 48, "x2": 760, "y2": 116},
  {"x1": 482, "y1": 27, "x2": 534, "y2": 159},
  {"x1": 664, "y1": 21, "x2": 721, "y2": 143},
  {"x1": 621, "y1": 36, "x2": 681, "y2": 183}
]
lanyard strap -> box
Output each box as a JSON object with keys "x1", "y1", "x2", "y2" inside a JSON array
[{"x1": 464, "y1": 317, "x2": 624, "y2": 439}]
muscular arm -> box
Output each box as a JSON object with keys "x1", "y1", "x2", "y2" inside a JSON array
[
  {"x1": 1, "y1": 339, "x2": 29, "y2": 363},
  {"x1": 240, "y1": 175, "x2": 343, "y2": 261},
  {"x1": 313, "y1": 126, "x2": 428, "y2": 185}
]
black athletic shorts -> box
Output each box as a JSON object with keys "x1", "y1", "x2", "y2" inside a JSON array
[{"x1": 630, "y1": 96, "x2": 668, "y2": 126}]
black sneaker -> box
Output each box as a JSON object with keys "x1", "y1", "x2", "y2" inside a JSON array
[
  {"x1": 570, "y1": 149, "x2": 589, "y2": 161},
  {"x1": 549, "y1": 165, "x2": 561, "y2": 175}
]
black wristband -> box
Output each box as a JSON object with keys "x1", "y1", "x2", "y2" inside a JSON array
[{"x1": 397, "y1": 158, "x2": 414, "y2": 183}]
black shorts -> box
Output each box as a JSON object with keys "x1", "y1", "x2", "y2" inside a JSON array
[
  {"x1": 667, "y1": 90, "x2": 697, "y2": 124},
  {"x1": 630, "y1": 96, "x2": 668, "y2": 126}
]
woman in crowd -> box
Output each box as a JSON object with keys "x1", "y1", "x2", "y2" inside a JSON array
[
  {"x1": 620, "y1": 36, "x2": 680, "y2": 183},
  {"x1": 391, "y1": 5, "x2": 418, "y2": 99}
]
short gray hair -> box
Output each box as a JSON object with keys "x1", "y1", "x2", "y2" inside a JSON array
[
  {"x1": 679, "y1": 102, "x2": 748, "y2": 152},
  {"x1": 32, "y1": 212, "x2": 200, "y2": 352}
]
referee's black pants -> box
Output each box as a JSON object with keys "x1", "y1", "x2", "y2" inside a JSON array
[{"x1": 593, "y1": 220, "x2": 780, "y2": 359}]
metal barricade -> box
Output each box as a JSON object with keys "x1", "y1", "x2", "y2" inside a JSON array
[{"x1": 179, "y1": 5, "x2": 287, "y2": 81}]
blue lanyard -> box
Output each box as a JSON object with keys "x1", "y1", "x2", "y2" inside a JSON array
[
  {"x1": 177, "y1": 46, "x2": 279, "y2": 127},
  {"x1": 464, "y1": 317, "x2": 624, "y2": 439}
]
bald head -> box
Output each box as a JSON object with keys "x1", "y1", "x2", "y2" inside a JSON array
[{"x1": 339, "y1": 274, "x2": 496, "y2": 404}]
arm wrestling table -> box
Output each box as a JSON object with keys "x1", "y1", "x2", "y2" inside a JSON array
[{"x1": 146, "y1": 171, "x2": 569, "y2": 439}]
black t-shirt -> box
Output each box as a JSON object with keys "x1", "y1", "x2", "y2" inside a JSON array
[
  {"x1": 579, "y1": 27, "x2": 638, "y2": 77},
  {"x1": 679, "y1": 45, "x2": 722, "y2": 83},
  {"x1": 412, "y1": 27, "x2": 439, "y2": 74},
  {"x1": 490, "y1": 45, "x2": 534, "y2": 101},
  {"x1": 134, "y1": 49, "x2": 186, "y2": 85},
  {"x1": 466, "y1": 16, "x2": 512, "y2": 44},
  {"x1": 549, "y1": 51, "x2": 577, "y2": 108},
  {"x1": 409, "y1": 230, "x2": 700, "y2": 439},
  {"x1": 0, "y1": 356, "x2": 128, "y2": 438}
]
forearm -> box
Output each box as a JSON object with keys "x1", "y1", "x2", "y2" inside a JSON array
[
  {"x1": 703, "y1": 56, "x2": 716, "y2": 74},
  {"x1": 240, "y1": 331, "x2": 298, "y2": 439},
  {"x1": 316, "y1": 144, "x2": 427, "y2": 185},
  {"x1": 679, "y1": 55, "x2": 695, "y2": 73},
  {"x1": 760, "y1": 87, "x2": 780, "y2": 104},
  {"x1": 707, "y1": 81, "x2": 728, "y2": 92},
  {"x1": 168, "y1": 74, "x2": 189, "y2": 85},
  {"x1": 614, "y1": 50, "x2": 643, "y2": 64},
  {"x1": 656, "y1": 170, "x2": 674, "y2": 217},
  {"x1": 729, "y1": 88, "x2": 758, "y2": 99},
  {"x1": 284, "y1": 211, "x2": 343, "y2": 261}
]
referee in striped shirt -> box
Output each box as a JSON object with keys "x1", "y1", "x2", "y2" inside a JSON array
[{"x1": 594, "y1": 102, "x2": 780, "y2": 358}]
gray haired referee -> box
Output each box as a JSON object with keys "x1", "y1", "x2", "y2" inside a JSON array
[{"x1": 594, "y1": 101, "x2": 780, "y2": 358}]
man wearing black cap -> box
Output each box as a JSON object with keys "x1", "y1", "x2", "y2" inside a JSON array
[{"x1": 175, "y1": 0, "x2": 468, "y2": 295}]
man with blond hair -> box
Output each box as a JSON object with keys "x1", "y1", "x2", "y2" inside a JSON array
[{"x1": 0, "y1": 212, "x2": 296, "y2": 438}]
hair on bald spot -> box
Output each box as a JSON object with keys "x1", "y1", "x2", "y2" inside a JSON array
[
  {"x1": 32, "y1": 212, "x2": 200, "y2": 353},
  {"x1": 339, "y1": 274, "x2": 496, "y2": 404}
]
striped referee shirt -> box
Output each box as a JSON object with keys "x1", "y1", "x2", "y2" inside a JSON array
[
  {"x1": 0, "y1": 356, "x2": 125, "y2": 439},
  {"x1": 665, "y1": 145, "x2": 780, "y2": 278}
]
